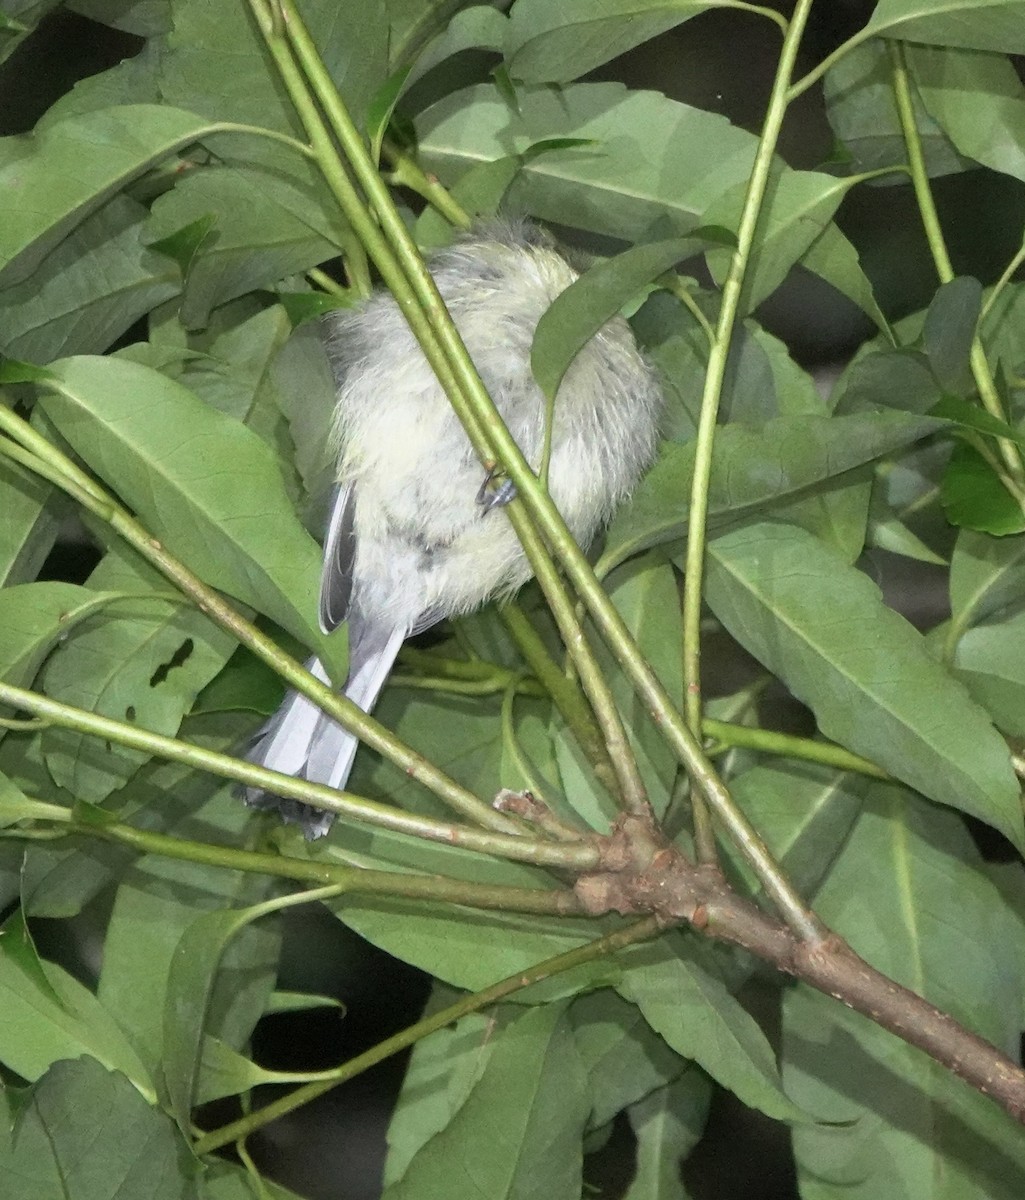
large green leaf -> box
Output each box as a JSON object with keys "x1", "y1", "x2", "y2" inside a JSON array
[
  {"x1": 162, "y1": 887, "x2": 287, "y2": 1130},
  {"x1": 617, "y1": 936, "x2": 805, "y2": 1122},
  {"x1": 624, "y1": 1072, "x2": 711, "y2": 1200},
  {"x1": 823, "y1": 39, "x2": 967, "y2": 180},
  {"x1": 704, "y1": 522, "x2": 1024, "y2": 848},
  {"x1": 40, "y1": 542, "x2": 236, "y2": 803},
  {"x1": 0, "y1": 105, "x2": 219, "y2": 287},
  {"x1": 416, "y1": 82, "x2": 759, "y2": 242},
  {"x1": 704, "y1": 168, "x2": 854, "y2": 313},
  {"x1": 3, "y1": 1057, "x2": 197, "y2": 1200},
  {"x1": 571, "y1": 989, "x2": 687, "y2": 1130},
  {"x1": 784, "y1": 786, "x2": 1025, "y2": 1199},
  {"x1": 723, "y1": 763, "x2": 865, "y2": 904},
  {"x1": 504, "y1": 0, "x2": 715, "y2": 84},
  {"x1": 99, "y1": 840, "x2": 278, "y2": 1089},
  {"x1": 0, "y1": 922, "x2": 154, "y2": 1095},
  {"x1": 38, "y1": 356, "x2": 332, "y2": 657},
  {"x1": 384, "y1": 988, "x2": 499, "y2": 1187},
  {"x1": 0, "y1": 582, "x2": 124, "y2": 690},
  {"x1": 383, "y1": 1003, "x2": 590, "y2": 1200},
  {"x1": 0, "y1": 194, "x2": 180, "y2": 363},
  {"x1": 532, "y1": 235, "x2": 716, "y2": 402},
  {"x1": 158, "y1": 0, "x2": 387, "y2": 159},
  {"x1": 910, "y1": 44, "x2": 1025, "y2": 184},
  {"x1": 145, "y1": 166, "x2": 341, "y2": 329},
  {"x1": 601, "y1": 410, "x2": 941, "y2": 573},
  {"x1": 865, "y1": 0, "x2": 1025, "y2": 54}
]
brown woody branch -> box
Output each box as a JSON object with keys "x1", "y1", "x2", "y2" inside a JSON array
[{"x1": 576, "y1": 813, "x2": 1025, "y2": 1125}]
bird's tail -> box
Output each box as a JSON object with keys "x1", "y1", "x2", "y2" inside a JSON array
[{"x1": 242, "y1": 623, "x2": 406, "y2": 839}]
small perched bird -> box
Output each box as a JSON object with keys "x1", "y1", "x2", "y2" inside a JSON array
[{"x1": 244, "y1": 220, "x2": 663, "y2": 838}]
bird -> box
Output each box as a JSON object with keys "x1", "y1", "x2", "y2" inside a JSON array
[{"x1": 242, "y1": 219, "x2": 663, "y2": 838}]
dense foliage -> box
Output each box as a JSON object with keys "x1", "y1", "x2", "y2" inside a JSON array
[{"x1": 2, "y1": 1, "x2": 1025, "y2": 1197}]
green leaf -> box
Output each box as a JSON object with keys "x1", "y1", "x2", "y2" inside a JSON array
[
  {"x1": 724, "y1": 763, "x2": 865, "y2": 904},
  {"x1": 940, "y1": 439, "x2": 1025, "y2": 535},
  {"x1": 384, "y1": 1003, "x2": 590, "y2": 1200},
  {"x1": 949, "y1": 527, "x2": 1025, "y2": 628},
  {"x1": 0, "y1": 105, "x2": 221, "y2": 288},
  {"x1": 0, "y1": 771, "x2": 66, "y2": 828},
  {"x1": 624, "y1": 1072, "x2": 712, "y2": 1200},
  {"x1": 866, "y1": 0, "x2": 1025, "y2": 56},
  {"x1": 39, "y1": 543, "x2": 236, "y2": 803},
  {"x1": 0, "y1": 0, "x2": 63, "y2": 68},
  {"x1": 0, "y1": 582, "x2": 124, "y2": 691},
  {"x1": 601, "y1": 410, "x2": 941, "y2": 573},
  {"x1": 401, "y1": 4, "x2": 507, "y2": 93},
  {"x1": 704, "y1": 167, "x2": 855, "y2": 313},
  {"x1": 201, "y1": 1160, "x2": 308, "y2": 1200},
  {"x1": 158, "y1": 0, "x2": 387, "y2": 158},
  {"x1": 504, "y1": 0, "x2": 712, "y2": 84},
  {"x1": 824, "y1": 39, "x2": 967, "y2": 180},
  {"x1": 909, "y1": 44, "x2": 1025, "y2": 184},
  {"x1": 0, "y1": 194, "x2": 180, "y2": 363},
  {"x1": 162, "y1": 886, "x2": 306, "y2": 1129},
  {"x1": 570, "y1": 989, "x2": 687, "y2": 1130},
  {"x1": 415, "y1": 156, "x2": 523, "y2": 250},
  {"x1": 4, "y1": 1057, "x2": 197, "y2": 1200},
  {"x1": 334, "y1": 894, "x2": 618, "y2": 1003},
  {"x1": 192, "y1": 647, "x2": 284, "y2": 717},
  {"x1": 929, "y1": 393, "x2": 1025, "y2": 446},
  {"x1": 704, "y1": 522, "x2": 1024, "y2": 848},
  {"x1": 38, "y1": 356, "x2": 333, "y2": 659},
  {"x1": 922, "y1": 275, "x2": 981, "y2": 394},
  {"x1": 0, "y1": 459, "x2": 58, "y2": 588},
  {"x1": 146, "y1": 166, "x2": 340, "y2": 329},
  {"x1": 195, "y1": 1036, "x2": 333, "y2": 1106},
  {"x1": 784, "y1": 786, "x2": 1025, "y2": 1200},
  {"x1": 953, "y1": 608, "x2": 1025, "y2": 736},
  {"x1": 264, "y1": 988, "x2": 344, "y2": 1015},
  {"x1": 416, "y1": 82, "x2": 759, "y2": 242},
  {"x1": 532, "y1": 235, "x2": 717, "y2": 402},
  {"x1": 617, "y1": 937, "x2": 805, "y2": 1122},
  {"x1": 98, "y1": 850, "x2": 279, "y2": 1106},
  {"x1": 64, "y1": 0, "x2": 172, "y2": 38},
  {"x1": 384, "y1": 988, "x2": 497, "y2": 1187},
  {"x1": 799, "y1": 220, "x2": 891, "y2": 336},
  {"x1": 176, "y1": 306, "x2": 300, "y2": 501},
  {"x1": 0, "y1": 935, "x2": 154, "y2": 1096}
]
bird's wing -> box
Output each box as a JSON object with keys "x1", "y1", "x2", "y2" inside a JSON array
[{"x1": 319, "y1": 481, "x2": 357, "y2": 635}]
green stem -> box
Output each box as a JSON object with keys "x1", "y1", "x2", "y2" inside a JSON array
[
  {"x1": 0, "y1": 681, "x2": 601, "y2": 871},
  {"x1": 497, "y1": 603, "x2": 617, "y2": 794},
  {"x1": 383, "y1": 138, "x2": 472, "y2": 230},
  {"x1": 731, "y1": 1, "x2": 788, "y2": 34},
  {"x1": 61, "y1": 818, "x2": 584, "y2": 915},
  {"x1": 980, "y1": 234, "x2": 1025, "y2": 325},
  {"x1": 787, "y1": 25, "x2": 877, "y2": 102},
  {"x1": 702, "y1": 719, "x2": 891, "y2": 779},
  {"x1": 305, "y1": 266, "x2": 350, "y2": 300},
  {"x1": 888, "y1": 40, "x2": 1025, "y2": 493},
  {"x1": 682, "y1": 0, "x2": 816, "y2": 866},
  {"x1": 192, "y1": 915, "x2": 661, "y2": 1154},
  {"x1": 265, "y1": 0, "x2": 652, "y2": 820}
]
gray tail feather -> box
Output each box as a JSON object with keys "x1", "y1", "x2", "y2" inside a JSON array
[{"x1": 242, "y1": 625, "x2": 406, "y2": 840}]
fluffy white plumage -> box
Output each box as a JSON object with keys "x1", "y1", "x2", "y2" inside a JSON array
[{"x1": 244, "y1": 220, "x2": 663, "y2": 837}]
